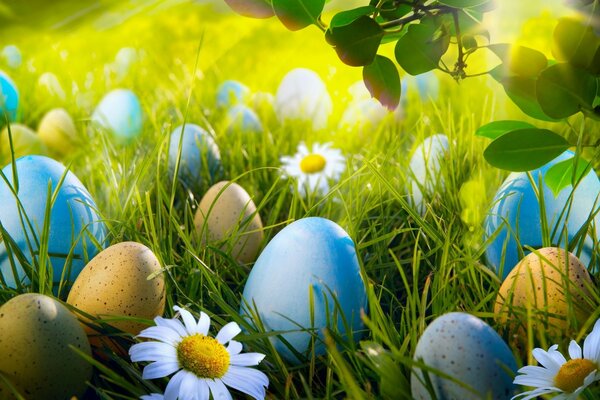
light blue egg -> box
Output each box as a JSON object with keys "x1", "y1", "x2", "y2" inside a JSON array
[
  {"x1": 411, "y1": 312, "x2": 517, "y2": 400},
  {"x1": 225, "y1": 105, "x2": 263, "y2": 133},
  {"x1": 216, "y1": 80, "x2": 250, "y2": 109},
  {"x1": 1, "y1": 45, "x2": 22, "y2": 69},
  {"x1": 241, "y1": 217, "x2": 368, "y2": 363},
  {"x1": 414, "y1": 71, "x2": 440, "y2": 101},
  {"x1": 168, "y1": 123, "x2": 221, "y2": 196},
  {"x1": 484, "y1": 150, "x2": 600, "y2": 278},
  {"x1": 91, "y1": 89, "x2": 143, "y2": 142},
  {"x1": 0, "y1": 155, "x2": 107, "y2": 288},
  {"x1": 0, "y1": 70, "x2": 19, "y2": 124}
]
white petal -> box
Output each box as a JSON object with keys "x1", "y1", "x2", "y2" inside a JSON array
[
  {"x1": 155, "y1": 317, "x2": 188, "y2": 338},
  {"x1": 532, "y1": 346, "x2": 565, "y2": 371},
  {"x1": 568, "y1": 340, "x2": 583, "y2": 360},
  {"x1": 137, "y1": 326, "x2": 182, "y2": 346},
  {"x1": 140, "y1": 394, "x2": 164, "y2": 400},
  {"x1": 174, "y1": 306, "x2": 200, "y2": 335},
  {"x1": 130, "y1": 342, "x2": 177, "y2": 363},
  {"x1": 197, "y1": 312, "x2": 210, "y2": 336},
  {"x1": 178, "y1": 370, "x2": 199, "y2": 400},
  {"x1": 230, "y1": 353, "x2": 266, "y2": 367},
  {"x1": 142, "y1": 361, "x2": 181, "y2": 380},
  {"x1": 197, "y1": 379, "x2": 210, "y2": 400},
  {"x1": 584, "y1": 320, "x2": 600, "y2": 362},
  {"x1": 207, "y1": 379, "x2": 233, "y2": 400},
  {"x1": 164, "y1": 370, "x2": 187, "y2": 400},
  {"x1": 227, "y1": 340, "x2": 243, "y2": 356},
  {"x1": 216, "y1": 322, "x2": 241, "y2": 344},
  {"x1": 222, "y1": 366, "x2": 269, "y2": 400},
  {"x1": 512, "y1": 387, "x2": 561, "y2": 400}
]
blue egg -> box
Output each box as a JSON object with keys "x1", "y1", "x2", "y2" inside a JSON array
[
  {"x1": 1, "y1": 45, "x2": 22, "y2": 69},
  {"x1": 216, "y1": 80, "x2": 250, "y2": 109},
  {"x1": 241, "y1": 217, "x2": 368, "y2": 363},
  {"x1": 414, "y1": 71, "x2": 440, "y2": 101},
  {"x1": 411, "y1": 312, "x2": 517, "y2": 399},
  {"x1": 225, "y1": 105, "x2": 263, "y2": 133},
  {"x1": 0, "y1": 155, "x2": 107, "y2": 288},
  {"x1": 0, "y1": 70, "x2": 19, "y2": 124},
  {"x1": 91, "y1": 89, "x2": 143, "y2": 142},
  {"x1": 484, "y1": 151, "x2": 600, "y2": 278},
  {"x1": 168, "y1": 123, "x2": 221, "y2": 196}
]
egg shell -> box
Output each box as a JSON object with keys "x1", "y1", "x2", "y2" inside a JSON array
[
  {"x1": 37, "y1": 108, "x2": 77, "y2": 156},
  {"x1": 0, "y1": 70, "x2": 19, "y2": 123},
  {"x1": 0, "y1": 293, "x2": 92, "y2": 400},
  {"x1": 67, "y1": 241, "x2": 166, "y2": 335},
  {"x1": 168, "y1": 123, "x2": 221, "y2": 196},
  {"x1": 225, "y1": 104, "x2": 263, "y2": 134},
  {"x1": 91, "y1": 88, "x2": 143, "y2": 142},
  {"x1": 495, "y1": 247, "x2": 593, "y2": 331},
  {"x1": 274, "y1": 68, "x2": 332, "y2": 130},
  {"x1": 414, "y1": 71, "x2": 440, "y2": 101},
  {"x1": 408, "y1": 134, "x2": 450, "y2": 214},
  {"x1": 484, "y1": 150, "x2": 600, "y2": 278},
  {"x1": 1, "y1": 45, "x2": 22, "y2": 69},
  {"x1": 194, "y1": 181, "x2": 264, "y2": 264},
  {"x1": 241, "y1": 217, "x2": 367, "y2": 363},
  {"x1": 339, "y1": 98, "x2": 388, "y2": 132},
  {"x1": 216, "y1": 80, "x2": 250, "y2": 109},
  {"x1": 0, "y1": 124, "x2": 47, "y2": 165},
  {"x1": 0, "y1": 155, "x2": 107, "y2": 288},
  {"x1": 411, "y1": 312, "x2": 517, "y2": 400},
  {"x1": 37, "y1": 72, "x2": 66, "y2": 102}
]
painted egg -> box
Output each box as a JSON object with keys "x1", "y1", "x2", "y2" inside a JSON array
[
  {"x1": 168, "y1": 123, "x2": 221, "y2": 196},
  {"x1": 1, "y1": 45, "x2": 22, "y2": 69},
  {"x1": 0, "y1": 293, "x2": 92, "y2": 400},
  {"x1": 411, "y1": 312, "x2": 517, "y2": 400},
  {"x1": 484, "y1": 151, "x2": 600, "y2": 278},
  {"x1": 241, "y1": 217, "x2": 367, "y2": 363},
  {"x1": 274, "y1": 68, "x2": 332, "y2": 130},
  {"x1": 0, "y1": 124, "x2": 47, "y2": 165},
  {"x1": 67, "y1": 242, "x2": 166, "y2": 336},
  {"x1": 414, "y1": 71, "x2": 440, "y2": 101},
  {"x1": 216, "y1": 80, "x2": 250, "y2": 109},
  {"x1": 495, "y1": 247, "x2": 593, "y2": 332},
  {"x1": 194, "y1": 181, "x2": 264, "y2": 264},
  {"x1": 91, "y1": 89, "x2": 143, "y2": 142},
  {"x1": 339, "y1": 98, "x2": 388, "y2": 132},
  {"x1": 0, "y1": 70, "x2": 19, "y2": 123},
  {"x1": 407, "y1": 134, "x2": 450, "y2": 213},
  {"x1": 37, "y1": 108, "x2": 77, "y2": 156},
  {"x1": 0, "y1": 155, "x2": 107, "y2": 288},
  {"x1": 225, "y1": 104, "x2": 263, "y2": 133},
  {"x1": 37, "y1": 72, "x2": 66, "y2": 102}
]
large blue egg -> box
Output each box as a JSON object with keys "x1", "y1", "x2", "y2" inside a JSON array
[
  {"x1": 241, "y1": 217, "x2": 368, "y2": 363},
  {"x1": 1, "y1": 45, "x2": 22, "y2": 69},
  {"x1": 225, "y1": 105, "x2": 263, "y2": 134},
  {"x1": 91, "y1": 89, "x2": 143, "y2": 142},
  {"x1": 484, "y1": 150, "x2": 600, "y2": 278},
  {"x1": 0, "y1": 70, "x2": 19, "y2": 124},
  {"x1": 0, "y1": 155, "x2": 107, "y2": 288},
  {"x1": 168, "y1": 123, "x2": 221, "y2": 196},
  {"x1": 216, "y1": 80, "x2": 250, "y2": 109}
]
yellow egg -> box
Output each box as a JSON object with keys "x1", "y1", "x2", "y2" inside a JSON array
[
  {"x1": 0, "y1": 293, "x2": 92, "y2": 400},
  {"x1": 0, "y1": 124, "x2": 47, "y2": 166},
  {"x1": 37, "y1": 108, "x2": 77, "y2": 156},
  {"x1": 67, "y1": 242, "x2": 166, "y2": 336},
  {"x1": 495, "y1": 247, "x2": 593, "y2": 332},
  {"x1": 194, "y1": 181, "x2": 264, "y2": 264}
]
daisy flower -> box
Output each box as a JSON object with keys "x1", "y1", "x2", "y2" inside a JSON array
[
  {"x1": 280, "y1": 142, "x2": 345, "y2": 196},
  {"x1": 130, "y1": 306, "x2": 269, "y2": 400},
  {"x1": 512, "y1": 319, "x2": 600, "y2": 400}
]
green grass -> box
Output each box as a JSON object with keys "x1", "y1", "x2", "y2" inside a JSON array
[{"x1": 0, "y1": 1, "x2": 600, "y2": 399}]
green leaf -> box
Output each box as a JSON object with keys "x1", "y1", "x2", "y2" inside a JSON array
[
  {"x1": 379, "y1": 1, "x2": 411, "y2": 21},
  {"x1": 545, "y1": 155, "x2": 592, "y2": 196},
  {"x1": 330, "y1": 6, "x2": 376, "y2": 28},
  {"x1": 326, "y1": 16, "x2": 383, "y2": 66},
  {"x1": 272, "y1": 0, "x2": 325, "y2": 31},
  {"x1": 536, "y1": 63, "x2": 598, "y2": 119},
  {"x1": 483, "y1": 128, "x2": 570, "y2": 171},
  {"x1": 552, "y1": 17, "x2": 600, "y2": 74},
  {"x1": 462, "y1": 35, "x2": 477, "y2": 50},
  {"x1": 224, "y1": 0, "x2": 274, "y2": 18},
  {"x1": 488, "y1": 44, "x2": 547, "y2": 78},
  {"x1": 475, "y1": 120, "x2": 536, "y2": 139},
  {"x1": 394, "y1": 20, "x2": 450, "y2": 75},
  {"x1": 438, "y1": 0, "x2": 493, "y2": 8},
  {"x1": 363, "y1": 55, "x2": 401, "y2": 110},
  {"x1": 361, "y1": 341, "x2": 410, "y2": 399}
]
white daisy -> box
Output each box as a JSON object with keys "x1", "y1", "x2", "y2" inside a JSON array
[
  {"x1": 280, "y1": 142, "x2": 346, "y2": 196},
  {"x1": 512, "y1": 319, "x2": 600, "y2": 400},
  {"x1": 130, "y1": 306, "x2": 269, "y2": 400}
]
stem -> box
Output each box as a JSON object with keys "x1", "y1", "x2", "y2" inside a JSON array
[{"x1": 451, "y1": 9, "x2": 466, "y2": 80}]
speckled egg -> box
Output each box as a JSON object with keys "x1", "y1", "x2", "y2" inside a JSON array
[
  {"x1": 0, "y1": 293, "x2": 92, "y2": 400},
  {"x1": 67, "y1": 242, "x2": 166, "y2": 336},
  {"x1": 411, "y1": 312, "x2": 517, "y2": 400},
  {"x1": 194, "y1": 181, "x2": 263, "y2": 264},
  {"x1": 1, "y1": 45, "x2": 22, "y2": 69},
  {"x1": 37, "y1": 72, "x2": 66, "y2": 102},
  {"x1": 408, "y1": 134, "x2": 450, "y2": 214},
  {"x1": 484, "y1": 151, "x2": 600, "y2": 278},
  {"x1": 495, "y1": 247, "x2": 593, "y2": 331},
  {"x1": 0, "y1": 124, "x2": 47, "y2": 165},
  {"x1": 37, "y1": 108, "x2": 77, "y2": 156},
  {"x1": 241, "y1": 217, "x2": 367, "y2": 363},
  {"x1": 0, "y1": 70, "x2": 19, "y2": 123},
  {"x1": 274, "y1": 68, "x2": 332, "y2": 130},
  {"x1": 91, "y1": 89, "x2": 143, "y2": 142},
  {"x1": 168, "y1": 123, "x2": 221, "y2": 196},
  {"x1": 216, "y1": 80, "x2": 250, "y2": 109},
  {"x1": 0, "y1": 155, "x2": 107, "y2": 288},
  {"x1": 225, "y1": 104, "x2": 263, "y2": 134},
  {"x1": 339, "y1": 98, "x2": 388, "y2": 133}
]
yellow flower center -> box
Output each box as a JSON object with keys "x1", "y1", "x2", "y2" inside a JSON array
[
  {"x1": 176, "y1": 334, "x2": 230, "y2": 379},
  {"x1": 300, "y1": 153, "x2": 326, "y2": 174},
  {"x1": 554, "y1": 358, "x2": 597, "y2": 393}
]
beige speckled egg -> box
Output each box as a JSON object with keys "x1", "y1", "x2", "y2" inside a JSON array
[
  {"x1": 37, "y1": 108, "x2": 77, "y2": 156},
  {"x1": 67, "y1": 241, "x2": 165, "y2": 336},
  {"x1": 0, "y1": 293, "x2": 92, "y2": 400},
  {"x1": 0, "y1": 124, "x2": 47, "y2": 166},
  {"x1": 194, "y1": 181, "x2": 264, "y2": 264},
  {"x1": 495, "y1": 247, "x2": 593, "y2": 331}
]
